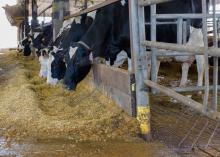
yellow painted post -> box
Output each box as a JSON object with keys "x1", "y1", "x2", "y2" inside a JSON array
[{"x1": 128, "y1": 0, "x2": 151, "y2": 140}]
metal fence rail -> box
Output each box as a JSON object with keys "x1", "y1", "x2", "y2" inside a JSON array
[
  {"x1": 38, "y1": 4, "x2": 52, "y2": 16},
  {"x1": 63, "y1": 0, "x2": 120, "y2": 20}
]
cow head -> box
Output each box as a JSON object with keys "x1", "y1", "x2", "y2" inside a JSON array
[
  {"x1": 47, "y1": 47, "x2": 66, "y2": 85},
  {"x1": 63, "y1": 42, "x2": 92, "y2": 90}
]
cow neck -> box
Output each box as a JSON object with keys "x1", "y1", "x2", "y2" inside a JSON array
[
  {"x1": 78, "y1": 3, "x2": 115, "y2": 57},
  {"x1": 79, "y1": 23, "x2": 112, "y2": 57}
]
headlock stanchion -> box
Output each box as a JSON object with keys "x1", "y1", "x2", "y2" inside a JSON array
[{"x1": 139, "y1": 0, "x2": 220, "y2": 121}]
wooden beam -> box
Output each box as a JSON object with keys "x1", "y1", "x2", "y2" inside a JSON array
[
  {"x1": 93, "y1": 64, "x2": 130, "y2": 95},
  {"x1": 92, "y1": 63, "x2": 135, "y2": 116}
]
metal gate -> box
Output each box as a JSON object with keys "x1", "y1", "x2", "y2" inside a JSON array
[{"x1": 129, "y1": 0, "x2": 220, "y2": 150}]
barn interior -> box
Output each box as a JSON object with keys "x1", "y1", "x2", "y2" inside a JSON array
[{"x1": 0, "y1": 0, "x2": 220, "y2": 157}]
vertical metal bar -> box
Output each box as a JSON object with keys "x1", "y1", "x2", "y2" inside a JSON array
[
  {"x1": 177, "y1": 18, "x2": 183, "y2": 44},
  {"x1": 24, "y1": 0, "x2": 30, "y2": 37},
  {"x1": 64, "y1": 0, "x2": 70, "y2": 16},
  {"x1": 217, "y1": 19, "x2": 220, "y2": 38},
  {"x1": 212, "y1": 0, "x2": 219, "y2": 111},
  {"x1": 183, "y1": 21, "x2": 187, "y2": 44},
  {"x1": 84, "y1": 0, "x2": 88, "y2": 9},
  {"x1": 31, "y1": 0, "x2": 39, "y2": 31},
  {"x1": 202, "y1": 0, "x2": 210, "y2": 111},
  {"x1": 150, "y1": 4, "x2": 157, "y2": 93},
  {"x1": 129, "y1": 0, "x2": 151, "y2": 140},
  {"x1": 52, "y1": 0, "x2": 69, "y2": 41}
]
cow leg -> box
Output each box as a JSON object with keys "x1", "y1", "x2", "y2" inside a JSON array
[
  {"x1": 180, "y1": 62, "x2": 190, "y2": 87},
  {"x1": 196, "y1": 55, "x2": 205, "y2": 87}
]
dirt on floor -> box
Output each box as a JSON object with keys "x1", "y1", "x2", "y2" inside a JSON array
[{"x1": 0, "y1": 50, "x2": 179, "y2": 157}]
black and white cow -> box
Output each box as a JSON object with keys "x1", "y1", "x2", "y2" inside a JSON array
[
  {"x1": 32, "y1": 23, "x2": 53, "y2": 56},
  {"x1": 63, "y1": 0, "x2": 208, "y2": 90},
  {"x1": 20, "y1": 24, "x2": 53, "y2": 57},
  {"x1": 39, "y1": 48, "x2": 49, "y2": 78},
  {"x1": 63, "y1": 3, "x2": 117, "y2": 90},
  {"x1": 21, "y1": 35, "x2": 32, "y2": 56},
  {"x1": 46, "y1": 13, "x2": 95, "y2": 85}
]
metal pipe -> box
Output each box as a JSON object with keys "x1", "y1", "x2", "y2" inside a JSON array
[
  {"x1": 150, "y1": 4, "x2": 158, "y2": 94},
  {"x1": 129, "y1": 0, "x2": 150, "y2": 140},
  {"x1": 31, "y1": 0, "x2": 39, "y2": 31},
  {"x1": 38, "y1": 4, "x2": 52, "y2": 16},
  {"x1": 141, "y1": 40, "x2": 220, "y2": 57},
  {"x1": 64, "y1": 0, "x2": 119, "y2": 20},
  {"x1": 183, "y1": 21, "x2": 187, "y2": 44},
  {"x1": 139, "y1": 0, "x2": 173, "y2": 6},
  {"x1": 202, "y1": 0, "x2": 210, "y2": 112},
  {"x1": 145, "y1": 21, "x2": 177, "y2": 25},
  {"x1": 155, "y1": 13, "x2": 220, "y2": 19},
  {"x1": 172, "y1": 85, "x2": 220, "y2": 93},
  {"x1": 24, "y1": 0, "x2": 30, "y2": 37},
  {"x1": 177, "y1": 18, "x2": 183, "y2": 44},
  {"x1": 211, "y1": 0, "x2": 219, "y2": 111},
  {"x1": 157, "y1": 50, "x2": 195, "y2": 56}
]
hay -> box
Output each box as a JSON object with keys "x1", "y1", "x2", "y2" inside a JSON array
[{"x1": 0, "y1": 51, "x2": 140, "y2": 143}]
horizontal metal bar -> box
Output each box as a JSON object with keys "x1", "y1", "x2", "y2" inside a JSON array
[
  {"x1": 139, "y1": 0, "x2": 173, "y2": 6},
  {"x1": 64, "y1": 0, "x2": 119, "y2": 20},
  {"x1": 38, "y1": 4, "x2": 52, "y2": 16},
  {"x1": 141, "y1": 40, "x2": 220, "y2": 57},
  {"x1": 157, "y1": 50, "x2": 195, "y2": 56},
  {"x1": 144, "y1": 80, "x2": 220, "y2": 120},
  {"x1": 155, "y1": 13, "x2": 220, "y2": 19},
  {"x1": 172, "y1": 85, "x2": 220, "y2": 92},
  {"x1": 145, "y1": 21, "x2": 177, "y2": 25}
]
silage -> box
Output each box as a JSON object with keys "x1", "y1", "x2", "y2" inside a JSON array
[{"x1": 0, "y1": 51, "x2": 140, "y2": 142}]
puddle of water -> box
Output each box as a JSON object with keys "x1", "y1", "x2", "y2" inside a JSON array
[
  {"x1": 0, "y1": 138, "x2": 20, "y2": 157},
  {"x1": 0, "y1": 138, "x2": 178, "y2": 157}
]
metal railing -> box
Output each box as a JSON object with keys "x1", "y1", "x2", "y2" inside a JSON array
[
  {"x1": 63, "y1": 0, "x2": 119, "y2": 20},
  {"x1": 130, "y1": 0, "x2": 219, "y2": 120}
]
